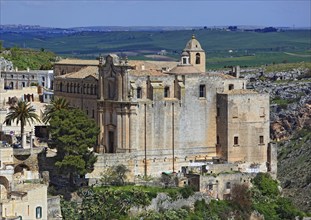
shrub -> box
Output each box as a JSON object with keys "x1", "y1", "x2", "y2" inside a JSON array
[
  {"x1": 180, "y1": 185, "x2": 195, "y2": 199},
  {"x1": 252, "y1": 173, "x2": 279, "y2": 197}
]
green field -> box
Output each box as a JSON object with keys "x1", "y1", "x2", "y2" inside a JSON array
[{"x1": 1, "y1": 29, "x2": 310, "y2": 69}]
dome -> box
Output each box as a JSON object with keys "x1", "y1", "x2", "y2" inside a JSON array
[
  {"x1": 184, "y1": 34, "x2": 203, "y2": 51},
  {"x1": 181, "y1": 51, "x2": 189, "y2": 57}
]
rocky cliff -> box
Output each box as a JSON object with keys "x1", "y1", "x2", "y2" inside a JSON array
[{"x1": 247, "y1": 67, "x2": 311, "y2": 212}]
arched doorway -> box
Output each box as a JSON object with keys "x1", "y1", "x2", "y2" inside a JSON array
[
  {"x1": 14, "y1": 163, "x2": 30, "y2": 174},
  {"x1": 0, "y1": 176, "x2": 10, "y2": 199}
]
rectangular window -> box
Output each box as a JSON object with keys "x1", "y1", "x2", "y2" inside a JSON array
[
  {"x1": 259, "y1": 136, "x2": 264, "y2": 144},
  {"x1": 217, "y1": 107, "x2": 220, "y2": 116},
  {"x1": 199, "y1": 84, "x2": 206, "y2": 98},
  {"x1": 164, "y1": 86, "x2": 170, "y2": 98},
  {"x1": 229, "y1": 84, "x2": 234, "y2": 90},
  {"x1": 137, "y1": 87, "x2": 142, "y2": 99},
  {"x1": 234, "y1": 136, "x2": 239, "y2": 145}
]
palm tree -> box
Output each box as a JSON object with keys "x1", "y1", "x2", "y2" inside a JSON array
[
  {"x1": 5, "y1": 100, "x2": 40, "y2": 148},
  {"x1": 42, "y1": 97, "x2": 69, "y2": 124}
]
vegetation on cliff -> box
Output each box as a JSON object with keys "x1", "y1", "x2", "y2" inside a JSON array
[
  {"x1": 278, "y1": 127, "x2": 311, "y2": 213},
  {"x1": 0, "y1": 44, "x2": 56, "y2": 70},
  {"x1": 58, "y1": 171, "x2": 307, "y2": 219}
]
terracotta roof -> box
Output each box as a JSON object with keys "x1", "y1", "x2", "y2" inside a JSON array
[
  {"x1": 128, "y1": 60, "x2": 178, "y2": 76},
  {"x1": 168, "y1": 64, "x2": 201, "y2": 75},
  {"x1": 57, "y1": 66, "x2": 98, "y2": 79},
  {"x1": 56, "y1": 59, "x2": 99, "y2": 65},
  {"x1": 208, "y1": 73, "x2": 236, "y2": 79}
]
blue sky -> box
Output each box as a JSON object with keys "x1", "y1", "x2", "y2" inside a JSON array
[{"x1": 0, "y1": 0, "x2": 310, "y2": 28}]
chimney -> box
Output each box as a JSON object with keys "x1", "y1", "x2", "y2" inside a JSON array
[
  {"x1": 235, "y1": 66, "x2": 240, "y2": 78},
  {"x1": 15, "y1": 67, "x2": 18, "y2": 72},
  {"x1": 27, "y1": 67, "x2": 30, "y2": 72}
]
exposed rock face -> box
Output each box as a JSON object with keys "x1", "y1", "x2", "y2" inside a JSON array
[
  {"x1": 248, "y1": 68, "x2": 311, "y2": 212},
  {"x1": 248, "y1": 69, "x2": 311, "y2": 141},
  {"x1": 277, "y1": 132, "x2": 311, "y2": 212},
  {"x1": 0, "y1": 57, "x2": 13, "y2": 71}
]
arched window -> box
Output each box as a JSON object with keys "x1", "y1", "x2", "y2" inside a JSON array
[
  {"x1": 196, "y1": 53, "x2": 200, "y2": 64},
  {"x1": 36, "y1": 206, "x2": 42, "y2": 219}
]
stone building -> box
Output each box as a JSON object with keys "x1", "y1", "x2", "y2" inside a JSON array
[
  {"x1": 1, "y1": 68, "x2": 53, "y2": 90},
  {"x1": 0, "y1": 145, "x2": 48, "y2": 220},
  {"x1": 53, "y1": 35, "x2": 274, "y2": 179}
]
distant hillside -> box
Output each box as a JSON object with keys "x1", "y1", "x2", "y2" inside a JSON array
[{"x1": 1, "y1": 29, "x2": 310, "y2": 69}]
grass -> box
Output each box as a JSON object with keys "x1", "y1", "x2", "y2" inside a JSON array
[
  {"x1": 1, "y1": 29, "x2": 311, "y2": 69},
  {"x1": 265, "y1": 62, "x2": 311, "y2": 72}
]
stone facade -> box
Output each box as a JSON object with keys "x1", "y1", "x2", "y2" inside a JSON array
[
  {"x1": 0, "y1": 183, "x2": 48, "y2": 220},
  {"x1": 0, "y1": 145, "x2": 48, "y2": 220},
  {"x1": 1, "y1": 69, "x2": 53, "y2": 90},
  {"x1": 54, "y1": 36, "x2": 271, "y2": 180}
]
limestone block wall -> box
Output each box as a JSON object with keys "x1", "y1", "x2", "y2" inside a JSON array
[
  {"x1": 1, "y1": 184, "x2": 47, "y2": 219},
  {"x1": 47, "y1": 196, "x2": 62, "y2": 220},
  {"x1": 217, "y1": 92, "x2": 269, "y2": 166},
  {"x1": 13, "y1": 151, "x2": 40, "y2": 172},
  {"x1": 54, "y1": 90, "x2": 98, "y2": 121},
  {"x1": 200, "y1": 173, "x2": 254, "y2": 200},
  {"x1": 0, "y1": 148, "x2": 14, "y2": 169}
]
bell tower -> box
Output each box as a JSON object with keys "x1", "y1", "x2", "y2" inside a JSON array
[{"x1": 183, "y1": 35, "x2": 206, "y2": 72}]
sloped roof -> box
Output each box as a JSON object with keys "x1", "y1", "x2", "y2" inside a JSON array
[
  {"x1": 168, "y1": 64, "x2": 201, "y2": 75},
  {"x1": 55, "y1": 59, "x2": 98, "y2": 65},
  {"x1": 57, "y1": 66, "x2": 98, "y2": 79}
]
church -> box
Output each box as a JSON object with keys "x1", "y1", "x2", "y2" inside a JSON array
[{"x1": 53, "y1": 35, "x2": 274, "y2": 179}]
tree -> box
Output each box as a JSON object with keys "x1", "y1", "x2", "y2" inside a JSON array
[
  {"x1": 100, "y1": 164, "x2": 130, "y2": 186},
  {"x1": 49, "y1": 108, "x2": 99, "y2": 185},
  {"x1": 5, "y1": 100, "x2": 40, "y2": 148},
  {"x1": 42, "y1": 97, "x2": 69, "y2": 124},
  {"x1": 231, "y1": 184, "x2": 252, "y2": 212}
]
